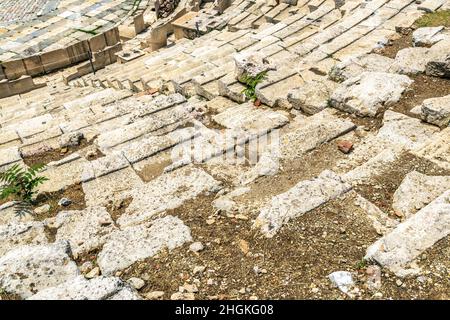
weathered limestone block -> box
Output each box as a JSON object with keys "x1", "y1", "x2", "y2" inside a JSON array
[
  {"x1": 425, "y1": 53, "x2": 450, "y2": 78},
  {"x1": 330, "y1": 72, "x2": 413, "y2": 117},
  {"x1": 365, "y1": 190, "x2": 450, "y2": 277},
  {"x1": 415, "y1": 94, "x2": 450, "y2": 128},
  {"x1": 27, "y1": 276, "x2": 142, "y2": 300},
  {"x1": 0, "y1": 202, "x2": 34, "y2": 226},
  {"x1": 389, "y1": 47, "x2": 435, "y2": 75},
  {"x1": 413, "y1": 128, "x2": 450, "y2": 170},
  {"x1": 98, "y1": 216, "x2": 192, "y2": 275},
  {"x1": 328, "y1": 54, "x2": 394, "y2": 82},
  {"x1": 0, "y1": 221, "x2": 48, "y2": 256},
  {"x1": 412, "y1": 26, "x2": 445, "y2": 47},
  {"x1": 51, "y1": 207, "x2": 117, "y2": 257},
  {"x1": 0, "y1": 241, "x2": 79, "y2": 298},
  {"x1": 377, "y1": 110, "x2": 439, "y2": 151},
  {"x1": 0, "y1": 146, "x2": 21, "y2": 167},
  {"x1": 392, "y1": 171, "x2": 450, "y2": 218},
  {"x1": 118, "y1": 167, "x2": 221, "y2": 227},
  {"x1": 233, "y1": 52, "x2": 276, "y2": 82},
  {"x1": 287, "y1": 79, "x2": 337, "y2": 114},
  {"x1": 278, "y1": 109, "x2": 356, "y2": 159},
  {"x1": 254, "y1": 170, "x2": 351, "y2": 237}
]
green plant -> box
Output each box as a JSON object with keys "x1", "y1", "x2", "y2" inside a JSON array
[
  {"x1": 240, "y1": 71, "x2": 267, "y2": 101},
  {"x1": 0, "y1": 164, "x2": 48, "y2": 216}
]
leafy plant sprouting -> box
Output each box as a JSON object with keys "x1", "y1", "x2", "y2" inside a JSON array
[
  {"x1": 240, "y1": 71, "x2": 267, "y2": 101},
  {"x1": 0, "y1": 163, "x2": 48, "y2": 216}
]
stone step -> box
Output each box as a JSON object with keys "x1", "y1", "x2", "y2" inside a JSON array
[
  {"x1": 365, "y1": 190, "x2": 450, "y2": 277},
  {"x1": 255, "y1": 170, "x2": 352, "y2": 237}
]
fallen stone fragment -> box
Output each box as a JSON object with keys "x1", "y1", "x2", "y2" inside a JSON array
[
  {"x1": 337, "y1": 140, "x2": 353, "y2": 154},
  {"x1": 328, "y1": 271, "x2": 354, "y2": 294},
  {"x1": 287, "y1": 79, "x2": 336, "y2": 114},
  {"x1": 0, "y1": 241, "x2": 79, "y2": 298},
  {"x1": 366, "y1": 265, "x2": 382, "y2": 291},
  {"x1": 255, "y1": 170, "x2": 351, "y2": 237},
  {"x1": 128, "y1": 277, "x2": 145, "y2": 290},
  {"x1": 27, "y1": 276, "x2": 141, "y2": 300},
  {"x1": 365, "y1": 190, "x2": 450, "y2": 277},
  {"x1": 328, "y1": 54, "x2": 393, "y2": 82},
  {"x1": 58, "y1": 198, "x2": 72, "y2": 207},
  {"x1": 145, "y1": 291, "x2": 165, "y2": 300},
  {"x1": 330, "y1": 72, "x2": 412, "y2": 117}
]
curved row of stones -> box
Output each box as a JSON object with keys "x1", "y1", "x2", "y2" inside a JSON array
[
  {"x1": 0, "y1": 0, "x2": 449, "y2": 299},
  {"x1": 0, "y1": 0, "x2": 152, "y2": 60}
]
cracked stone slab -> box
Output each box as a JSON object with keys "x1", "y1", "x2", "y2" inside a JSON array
[
  {"x1": 27, "y1": 276, "x2": 142, "y2": 300},
  {"x1": 0, "y1": 221, "x2": 48, "y2": 256},
  {"x1": 254, "y1": 170, "x2": 351, "y2": 237},
  {"x1": 365, "y1": 190, "x2": 450, "y2": 277},
  {"x1": 413, "y1": 127, "x2": 450, "y2": 170},
  {"x1": 117, "y1": 166, "x2": 222, "y2": 227},
  {"x1": 377, "y1": 110, "x2": 439, "y2": 151},
  {"x1": 97, "y1": 216, "x2": 192, "y2": 275},
  {"x1": 287, "y1": 79, "x2": 337, "y2": 115},
  {"x1": 0, "y1": 241, "x2": 79, "y2": 298},
  {"x1": 0, "y1": 146, "x2": 21, "y2": 167},
  {"x1": 392, "y1": 171, "x2": 450, "y2": 218},
  {"x1": 82, "y1": 167, "x2": 145, "y2": 207},
  {"x1": 413, "y1": 94, "x2": 450, "y2": 128},
  {"x1": 330, "y1": 72, "x2": 413, "y2": 117},
  {"x1": 328, "y1": 54, "x2": 394, "y2": 82},
  {"x1": 50, "y1": 207, "x2": 117, "y2": 258}
]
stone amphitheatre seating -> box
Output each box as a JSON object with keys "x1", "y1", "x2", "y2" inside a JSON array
[{"x1": 0, "y1": 0, "x2": 449, "y2": 300}]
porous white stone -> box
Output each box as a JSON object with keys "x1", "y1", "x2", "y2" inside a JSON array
[
  {"x1": 392, "y1": 171, "x2": 450, "y2": 218},
  {"x1": 0, "y1": 241, "x2": 79, "y2": 298},
  {"x1": 27, "y1": 276, "x2": 142, "y2": 300},
  {"x1": 328, "y1": 54, "x2": 393, "y2": 82},
  {"x1": 97, "y1": 216, "x2": 192, "y2": 275},
  {"x1": 365, "y1": 190, "x2": 450, "y2": 277},
  {"x1": 255, "y1": 170, "x2": 351, "y2": 237},
  {"x1": 51, "y1": 206, "x2": 117, "y2": 257}
]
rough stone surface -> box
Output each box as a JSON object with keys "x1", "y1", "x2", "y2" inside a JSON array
[
  {"x1": 377, "y1": 111, "x2": 439, "y2": 151},
  {"x1": 51, "y1": 207, "x2": 117, "y2": 257},
  {"x1": 255, "y1": 170, "x2": 351, "y2": 237},
  {"x1": 330, "y1": 72, "x2": 413, "y2": 117},
  {"x1": 328, "y1": 271, "x2": 354, "y2": 294},
  {"x1": 329, "y1": 54, "x2": 394, "y2": 82},
  {"x1": 418, "y1": 94, "x2": 450, "y2": 128},
  {"x1": 365, "y1": 190, "x2": 450, "y2": 277},
  {"x1": 0, "y1": 241, "x2": 79, "y2": 298},
  {"x1": 234, "y1": 52, "x2": 275, "y2": 82},
  {"x1": 117, "y1": 167, "x2": 221, "y2": 227},
  {"x1": 97, "y1": 216, "x2": 192, "y2": 275},
  {"x1": 287, "y1": 79, "x2": 336, "y2": 115},
  {"x1": 392, "y1": 171, "x2": 450, "y2": 218},
  {"x1": 27, "y1": 276, "x2": 142, "y2": 300},
  {"x1": 413, "y1": 27, "x2": 445, "y2": 47}
]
